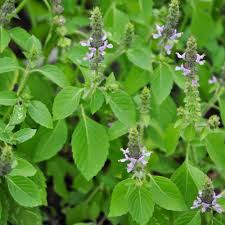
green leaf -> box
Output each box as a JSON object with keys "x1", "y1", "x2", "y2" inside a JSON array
[
  {"x1": 28, "y1": 100, "x2": 53, "y2": 128},
  {"x1": 0, "y1": 57, "x2": 18, "y2": 74},
  {"x1": 151, "y1": 63, "x2": 174, "y2": 105},
  {"x1": 34, "y1": 65, "x2": 70, "y2": 88},
  {"x1": 13, "y1": 128, "x2": 36, "y2": 144},
  {"x1": 9, "y1": 205, "x2": 42, "y2": 225},
  {"x1": 0, "y1": 90, "x2": 17, "y2": 106},
  {"x1": 128, "y1": 184, "x2": 155, "y2": 225},
  {"x1": 191, "y1": 3, "x2": 216, "y2": 47},
  {"x1": 107, "y1": 90, "x2": 136, "y2": 127},
  {"x1": 72, "y1": 113, "x2": 109, "y2": 180},
  {"x1": 108, "y1": 120, "x2": 129, "y2": 141},
  {"x1": 53, "y1": 86, "x2": 82, "y2": 120},
  {"x1": 0, "y1": 26, "x2": 10, "y2": 53},
  {"x1": 149, "y1": 176, "x2": 187, "y2": 211},
  {"x1": 109, "y1": 178, "x2": 134, "y2": 217},
  {"x1": 164, "y1": 125, "x2": 180, "y2": 155},
  {"x1": 90, "y1": 89, "x2": 104, "y2": 114},
  {"x1": 6, "y1": 176, "x2": 42, "y2": 207},
  {"x1": 9, "y1": 157, "x2": 37, "y2": 177},
  {"x1": 127, "y1": 47, "x2": 152, "y2": 71},
  {"x1": 171, "y1": 161, "x2": 206, "y2": 206},
  {"x1": 9, "y1": 103, "x2": 27, "y2": 126},
  {"x1": 104, "y1": 7, "x2": 129, "y2": 43},
  {"x1": 174, "y1": 211, "x2": 201, "y2": 225},
  {"x1": 9, "y1": 27, "x2": 31, "y2": 51},
  {"x1": 123, "y1": 67, "x2": 151, "y2": 95},
  {"x1": 205, "y1": 131, "x2": 225, "y2": 170},
  {"x1": 32, "y1": 120, "x2": 67, "y2": 162}
]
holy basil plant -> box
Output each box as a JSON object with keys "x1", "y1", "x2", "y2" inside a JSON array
[{"x1": 0, "y1": 0, "x2": 225, "y2": 224}]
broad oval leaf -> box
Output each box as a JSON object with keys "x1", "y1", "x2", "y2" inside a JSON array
[
  {"x1": 174, "y1": 211, "x2": 201, "y2": 225},
  {"x1": 205, "y1": 131, "x2": 225, "y2": 171},
  {"x1": 9, "y1": 103, "x2": 27, "y2": 126},
  {"x1": 90, "y1": 89, "x2": 104, "y2": 114},
  {"x1": 151, "y1": 63, "x2": 174, "y2": 105},
  {"x1": 109, "y1": 178, "x2": 135, "y2": 217},
  {"x1": 72, "y1": 115, "x2": 109, "y2": 180},
  {"x1": 28, "y1": 100, "x2": 53, "y2": 129},
  {"x1": 9, "y1": 157, "x2": 37, "y2": 177},
  {"x1": 34, "y1": 65, "x2": 70, "y2": 88},
  {"x1": 107, "y1": 90, "x2": 136, "y2": 127},
  {"x1": 171, "y1": 161, "x2": 206, "y2": 206},
  {"x1": 53, "y1": 86, "x2": 82, "y2": 120},
  {"x1": 127, "y1": 47, "x2": 152, "y2": 71},
  {"x1": 149, "y1": 176, "x2": 187, "y2": 211},
  {"x1": 0, "y1": 26, "x2": 10, "y2": 53},
  {"x1": 6, "y1": 176, "x2": 42, "y2": 207},
  {"x1": 32, "y1": 120, "x2": 67, "y2": 162},
  {"x1": 13, "y1": 128, "x2": 36, "y2": 144},
  {"x1": 128, "y1": 184, "x2": 155, "y2": 225},
  {"x1": 0, "y1": 57, "x2": 18, "y2": 74},
  {"x1": 0, "y1": 91, "x2": 17, "y2": 106}
]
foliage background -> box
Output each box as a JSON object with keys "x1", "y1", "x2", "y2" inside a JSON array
[{"x1": 0, "y1": 0, "x2": 225, "y2": 225}]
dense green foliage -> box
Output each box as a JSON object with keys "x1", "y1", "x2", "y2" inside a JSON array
[{"x1": 0, "y1": 0, "x2": 225, "y2": 224}]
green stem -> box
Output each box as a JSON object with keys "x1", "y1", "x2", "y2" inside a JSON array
[
  {"x1": 186, "y1": 143, "x2": 190, "y2": 162},
  {"x1": 202, "y1": 86, "x2": 224, "y2": 116},
  {"x1": 43, "y1": 0, "x2": 51, "y2": 11},
  {"x1": 8, "y1": 0, "x2": 28, "y2": 20},
  {"x1": 17, "y1": 64, "x2": 31, "y2": 96}
]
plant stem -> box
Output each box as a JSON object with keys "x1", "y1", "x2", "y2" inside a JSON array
[
  {"x1": 202, "y1": 86, "x2": 224, "y2": 116},
  {"x1": 17, "y1": 63, "x2": 31, "y2": 96},
  {"x1": 8, "y1": 0, "x2": 28, "y2": 20}
]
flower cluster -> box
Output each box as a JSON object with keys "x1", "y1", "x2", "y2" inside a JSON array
[
  {"x1": 0, "y1": 145, "x2": 14, "y2": 177},
  {"x1": 122, "y1": 22, "x2": 134, "y2": 49},
  {"x1": 153, "y1": 0, "x2": 182, "y2": 55},
  {"x1": 0, "y1": 0, "x2": 15, "y2": 25},
  {"x1": 208, "y1": 115, "x2": 220, "y2": 129},
  {"x1": 52, "y1": 0, "x2": 71, "y2": 48},
  {"x1": 208, "y1": 75, "x2": 218, "y2": 84},
  {"x1": 177, "y1": 37, "x2": 202, "y2": 127},
  {"x1": 80, "y1": 7, "x2": 113, "y2": 70},
  {"x1": 81, "y1": 35, "x2": 113, "y2": 61},
  {"x1": 175, "y1": 52, "x2": 205, "y2": 78},
  {"x1": 119, "y1": 128, "x2": 152, "y2": 179},
  {"x1": 191, "y1": 179, "x2": 223, "y2": 213},
  {"x1": 140, "y1": 87, "x2": 151, "y2": 127}
]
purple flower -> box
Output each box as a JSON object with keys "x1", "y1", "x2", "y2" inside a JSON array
[
  {"x1": 164, "y1": 44, "x2": 173, "y2": 55},
  {"x1": 175, "y1": 64, "x2": 191, "y2": 76},
  {"x1": 208, "y1": 76, "x2": 218, "y2": 84},
  {"x1": 80, "y1": 33, "x2": 113, "y2": 62},
  {"x1": 191, "y1": 191, "x2": 223, "y2": 213},
  {"x1": 152, "y1": 25, "x2": 164, "y2": 39},
  {"x1": 192, "y1": 79, "x2": 198, "y2": 87},
  {"x1": 175, "y1": 51, "x2": 205, "y2": 76},
  {"x1": 196, "y1": 54, "x2": 205, "y2": 65},
  {"x1": 119, "y1": 147, "x2": 152, "y2": 174},
  {"x1": 169, "y1": 29, "x2": 183, "y2": 40},
  {"x1": 176, "y1": 52, "x2": 186, "y2": 59}
]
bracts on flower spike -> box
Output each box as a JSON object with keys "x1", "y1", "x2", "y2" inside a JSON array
[
  {"x1": 152, "y1": 0, "x2": 182, "y2": 55},
  {"x1": 118, "y1": 128, "x2": 152, "y2": 179},
  {"x1": 80, "y1": 7, "x2": 113, "y2": 70},
  {"x1": 191, "y1": 178, "x2": 223, "y2": 213}
]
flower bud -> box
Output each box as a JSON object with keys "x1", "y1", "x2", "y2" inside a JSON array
[
  {"x1": 0, "y1": 145, "x2": 14, "y2": 177},
  {"x1": 122, "y1": 23, "x2": 134, "y2": 48},
  {"x1": 128, "y1": 127, "x2": 141, "y2": 159},
  {"x1": 0, "y1": 0, "x2": 15, "y2": 25},
  {"x1": 90, "y1": 7, "x2": 104, "y2": 48},
  {"x1": 208, "y1": 115, "x2": 220, "y2": 129}
]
